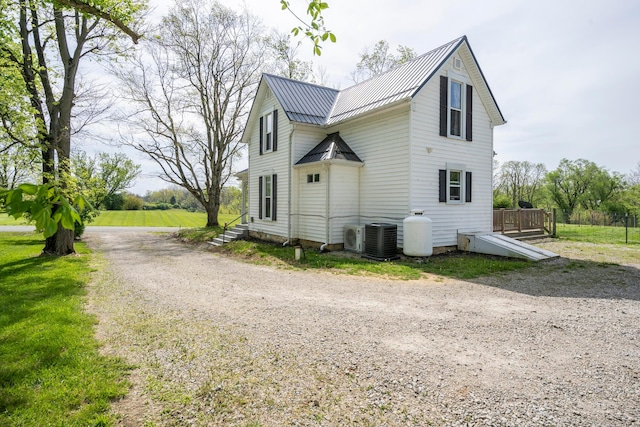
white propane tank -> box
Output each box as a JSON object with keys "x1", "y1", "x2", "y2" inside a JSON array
[{"x1": 403, "y1": 210, "x2": 433, "y2": 257}]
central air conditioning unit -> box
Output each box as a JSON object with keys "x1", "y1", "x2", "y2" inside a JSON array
[
  {"x1": 343, "y1": 225, "x2": 365, "y2": 253},
  {"x1": 364, "y1": 223, "x2": 399, "y2": 261}
]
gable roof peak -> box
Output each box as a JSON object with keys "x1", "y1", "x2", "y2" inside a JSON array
[{"x1": 345, "y1": 35, "x2": 467, "y2": 89}]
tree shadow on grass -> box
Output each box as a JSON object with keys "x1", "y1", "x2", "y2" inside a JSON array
[{"x1": 0, "y1": 252, "x2": 88, "y2": 410}]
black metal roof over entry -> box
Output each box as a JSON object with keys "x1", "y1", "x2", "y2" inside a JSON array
[{"x1": 295, "y1": 133, "x2": 362, "y2": 165}]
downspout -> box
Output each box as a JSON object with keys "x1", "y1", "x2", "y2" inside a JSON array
[
  {"x1": 283, "y1": 124, "x2": 296, "y2": 247},
  {"x1": 321, "y1": 162, "x2": 330, "y2": 252}
]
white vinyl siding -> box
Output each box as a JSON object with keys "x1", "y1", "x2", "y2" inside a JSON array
[
  {"x1": 328, "y1": 165, "x2": 360, "y2": 243},
  {"x1": 248, "y1": 90, "x2": 289, "y2": 237},
  {"x1": 296, "y1": 168, "x2": 326, "y2": 243},
  {"x1": 293, "y1": 126, "x2": 329, "y2": 163},
  {"x1": 328, "y1": 107, "x2": 410, "y2": 246},
  {"x1": 410, "y1": 56, "x2": 494, "y2": 247}
]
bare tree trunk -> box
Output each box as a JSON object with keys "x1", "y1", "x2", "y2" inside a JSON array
[
  {"x1": 206, "y1": 203, "x2": 220, "y2": 227},
  {"x1": 43, "y1": 222, "x2": 75, "y2": 255}
]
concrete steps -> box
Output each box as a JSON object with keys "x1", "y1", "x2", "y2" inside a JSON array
[{"x1": 208, "y1": 224, "x2": 248, "y2": 247}]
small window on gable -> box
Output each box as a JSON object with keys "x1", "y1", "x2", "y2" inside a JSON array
[{"x1": 307, "y1": 173, "x2": 320, "y2": 183}]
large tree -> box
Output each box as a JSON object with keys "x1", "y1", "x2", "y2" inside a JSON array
[
  {"x1": 115, "y1": 0, "x2": 266, "y2": 227},
  {"x1": 0, "y1": 0, "x2": 142, "y2": 254},
  {"x1": 0, "y1": 143, "x2": 39, "y2": 189},
  {"x1": 546, "y1": 158, "x2": 622, "y2": 221},
  {"x1": 350, "y1": 40, "x2": 416, "y2": 83},
  {"x1": 628, "y1": 161, "x2": 640, "y2": 186},
  {"x1": 266, "y1": 32, "x2": 315, "y2": 82},
  {"x1": 496, "y1": 160, "x2": 547, "y2": 208},
  {"x1": 72, "y1": 151, "x2": 141, "y2": 209}
]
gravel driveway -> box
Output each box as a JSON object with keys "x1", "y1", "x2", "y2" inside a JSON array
[{"x1": 84, "y1": 230, "x2": 640, "y2": 426}]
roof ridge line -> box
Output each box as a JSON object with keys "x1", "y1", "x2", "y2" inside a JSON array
[
  {"x1": 341, "y1": 35, "x2": 467, "y2": 91},
  {"x1": 263, "y1": 73, "x2": 339, "y2": 93}
]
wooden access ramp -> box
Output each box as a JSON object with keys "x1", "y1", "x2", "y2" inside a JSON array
[{"x1": 458, "y1": 232, "x2": 559, "y2": 261}]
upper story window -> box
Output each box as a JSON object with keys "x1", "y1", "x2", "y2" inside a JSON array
[
  {"x1": 449, "y1": 80, "x2": 463, "y2": 137},
  {"x1": 264, "y1": 112, "x2": 273, "y2": 152},
  {"x1": 307, "y1": 173, "x2": 320, "y2": 183},
  {"x1": 440, "y1": 75, "x2": 473, "y2": 141},
  {"x1": 259, "y1": 109, "x2": 278, "y2": 155}
]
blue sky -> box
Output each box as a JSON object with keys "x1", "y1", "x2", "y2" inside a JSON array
[{"x1": 127, "y1": 0, "x2": 640, "y2": 193}]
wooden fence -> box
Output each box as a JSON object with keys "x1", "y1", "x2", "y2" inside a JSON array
[{"x1": 493, "y1": 208, "x2": 553, "y2": 235}]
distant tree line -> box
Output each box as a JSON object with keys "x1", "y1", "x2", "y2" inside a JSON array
[
  {"x1": 107, "y1": 186, "x2": 242, "y2": 215},
  {"x1": 494, "y1": 159, "x2": 640, "y2": 223}
]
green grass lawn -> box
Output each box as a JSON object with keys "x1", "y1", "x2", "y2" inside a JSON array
[
  {"x1": 90, "y1": 209, "x2": 238, "y2": 228},
  {"x1": 1, "y1": 210, "x2": 239, "y2": 228},
  {"x1": 90, "y1": 209, "x2": 206, "y2": 227},
  {"x1": 179, "y1": 228, "x2": 530, "y2": 280},
  {"x1": 556, "y1": 222, "x2": 640, "y2": 245},
  {"x1": 0, "y1": 212, "x2": 29, "y2": 225},
  {"x1": 0, "y1": 233, "x2": 130, "y2": 426}
]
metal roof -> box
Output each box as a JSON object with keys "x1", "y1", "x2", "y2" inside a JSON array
[
  {"x1": 260, "y1": 36, "x2": 505, "y2": 127},
  {"x1": 328, "y1": 37, "x2": 464, "y2": 124},
  {"x1": 263, "y1": 74, "x2": 339, "y2": 125},
  {"x1": 295, "y1": 132, "x2": 362, "y2": 165}
]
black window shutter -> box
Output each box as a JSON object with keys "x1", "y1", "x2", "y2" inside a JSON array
[
  {"x1": 465, "y1": 171, "x2": 472, "y2": 203},
  {"x1": 272, "y1": 174, "x2": 277, "y2": 221},
  {"x1": 258, "y1": 176, "x2": 263, "y2": 219},
  {"x1": 272, "y1": 110, "x2": 278, "y2": 152},
  {"x1": 259, "y1": 117, "x2": 264, "y2": 155},
  {"x1": 439, "y1": 76, "x2": 448, "y2": 137},
  {"x1": 466, "y1": 85, "x2": 473, "y2": 141},
  {"x1": 439, "y1": 169, "x2": 446, "y2": 202}
]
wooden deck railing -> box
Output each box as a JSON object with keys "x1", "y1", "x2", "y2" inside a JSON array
[{"x1": 493, "y1": 208, "x2": 552, "y2": 235}]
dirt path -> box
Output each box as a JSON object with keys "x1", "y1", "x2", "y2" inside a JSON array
[{"x1": 85, "y1": 230, "x2": 640, "y2": 426}]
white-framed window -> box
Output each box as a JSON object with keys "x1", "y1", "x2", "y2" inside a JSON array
[
  {"x1": 439, "y1": 163, "x2": 472, "y2": 204},
  {"x1": 259, "y1": 110, "x2": 278, "y2": 155},
  {"x1": 448, "y1": 169, "x2": 462, "y2": 201},
  {"x1": 306, "y1": 173, "x2": 320, "y2": 183},
  {"x1": 449, "y1": 80, "x2": 463, "y2": 137},
  {"x1": 259, "y1": 174, "x2": 277, "y2": 220},
  {"x1": 440, "y1": 73, "x2": 473, "y2": 141},
  {"x1": 264, "y1": 112, "x2": 273, "y2": 152},
  {"x1": 263, "y1": 175, "x2": 272, "y2": 219}
]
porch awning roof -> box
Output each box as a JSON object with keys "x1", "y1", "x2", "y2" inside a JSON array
[{"x1": 295, "y1": 133, "x2": 362, "y2": 165}]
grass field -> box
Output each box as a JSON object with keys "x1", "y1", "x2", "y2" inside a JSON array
[
  {"x1": 90, "y1": 209, "x2": 208, "y2": 227},
  {"x1": 556, "y1": 223, "x2": 640, "y2": 245},
  {"x1": 178, "y1": 228, "x2": 531, "y2": 280},
  {"x1": 0, "y1": 213, "x2": 29, "y2": 225},
  {"x1": 0, "y1": 234, "x2": 130, "y2": 426},
  {"x1": 1, "y1": 210, "x2": 239, "y2": 228}
]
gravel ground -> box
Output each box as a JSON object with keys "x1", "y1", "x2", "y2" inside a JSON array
[{"x1": 84, "y1": 231, "x2": 640, "y2": 426}]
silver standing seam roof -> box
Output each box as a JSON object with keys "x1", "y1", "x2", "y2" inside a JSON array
[
  {"x1": 251, "y1": 36, "x2": 505, "y2": 164},
  {"x1": 262, "y1": 36, "x2": 501, "y2": 127},
  {"x1": 262, "y1": 75, "x2": 338, "y2": 126},
  {"x1": 328, "y1": 36, "x2": 463, "y2": 124}
]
